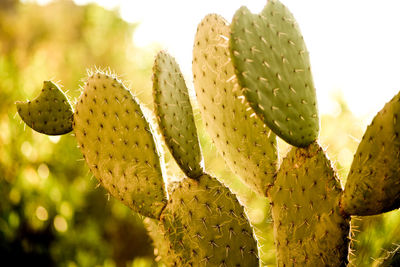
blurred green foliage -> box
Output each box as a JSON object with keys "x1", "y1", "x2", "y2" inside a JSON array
[{"x1": 0, "y1": 0, "x2": 399, "y2": 266}]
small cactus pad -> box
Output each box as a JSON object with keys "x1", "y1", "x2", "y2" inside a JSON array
[
  {"x1": 73, "y1": 72, "x2": 167, "y2": 219},
  {"x1": 16, "y1": 81, "x2": 73, "y2": 135},
  {"x1": 193, "y1": 14, "x2": 277, "y2": 196},
  {"x1": 342, "y1": 91, "x2": 400, "y2": 216},
  {"x1": 269, "y1": 143, "x2": 350, "y2": 266},
  {"x1": 153, "y1": 51, "x2": 203, "y2": 179},
  {"x1": 159, "y1": 174, "x2": 259, "y2": 266},
  {"x1": 230, "y1": 0, "x2": 319, "y2": 147}
]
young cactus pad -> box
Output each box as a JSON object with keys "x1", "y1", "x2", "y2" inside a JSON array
[
  {"x1": 192, "y1": 14, "x2": 277, "y2": 196},
  {"x1": 73, "y1": 72, "x2": 167, "y2": 219},
  {"x1": 159, "y1": 174, "x2": 259, "y2": 266},
  {"x1": 342, "y1": 91, "x2": 400, "y2": 216},
  {"x1": 230, "y1": 0, "x2": 319, "y2": 147},
  {"x1": 16, "y1": 81, "x2": 73, "y2": 135},
  {"x1": 269, "y1": 143, "x2": 350, "y2": 266},
  {"x1": 153, "y1": 51, "x2": 203, "y2": 179}
]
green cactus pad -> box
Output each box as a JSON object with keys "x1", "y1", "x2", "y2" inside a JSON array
[
  {"x1": 342, "y1": 91, "x2": 400, "y2": 216},
  {"x1": 73, "y1": 72, "x2": 167, "y2": 219},
  {"x1": 143, "y1": 217, "x2": 181, "y2": 266},
  {"x1": 153, "y1": 51, "x2": 203, "y2": 179},
  {"x1": 193, "y1": 14, "x2": 277, "y2": 196},
  {"x1": 269, "y1": 143, "x2": 350, "y2": 266},
  {"x1": 158, "y1": 174, "x2": 259, "y2": 266},
  {"x1": 16, "y1": 81, "x2": 73, "y2": 135},
  {"x1": 230, "y1": 0, "x2": 319, "y2": 147}
]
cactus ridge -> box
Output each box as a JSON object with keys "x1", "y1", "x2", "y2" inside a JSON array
[
  {"x1": 270, "y1": 142, "x2": 350, "y2": 266},
  {"x1": 342, "y1": 91, "x2": 400, "y2": 216},
  {"x1": 230, "y1": 0, "x2": 319, "y2": 147},
  {"x1": 193, "y1": 13, "x2": 277, "y2": 196},
  {"x1": 159, "y1": 173, "x2": 259, "y2": 266},
  {"x1": 73, "y1": 71, "x2": 167, "y2": 219},
  {"x1": 153, "y1": 51, "x2": 203, "y2": 179},
  {"x1": 16, "y1": 81, "x2": 73, "y2": 135}
]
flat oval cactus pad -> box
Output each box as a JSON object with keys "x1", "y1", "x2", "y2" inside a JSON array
[
  {"x1": 16, "y1": 81, "x2": 73, "y2": 135},
  {"x1": 230, "y1": 0, "x2": 319, "y2": 147}
]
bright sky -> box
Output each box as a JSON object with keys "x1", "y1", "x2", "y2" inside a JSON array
[{"x1": 32, "y1": 0, "x2": 400, "y2": 120}]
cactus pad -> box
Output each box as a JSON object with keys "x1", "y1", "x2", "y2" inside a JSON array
[
  {"x1": 269, "y1": 143, "x2": 350, "y2": 266},
  {"x1": 16, "y1": 81, "x2": 73, "y2": 135},
  {"x1": 230, "y1": 0, "x2": 319, "y2": 147},
  {"x1": 153, "y1": 51, "x2": 203, "y2": 179},
  {"x1": 342, "y1": 91, "x2": 400, "y2": 216},
  {"x1": 193, "y1": 14, "x2": 277, "y2": 196},
  {"x1": 73, "y1": 72, "x2": 167, "y2": 219},
  {"x1": 159, "y1": 174, "x2": 259, "y2": 266}
]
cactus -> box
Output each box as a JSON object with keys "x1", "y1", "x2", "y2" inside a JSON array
[
  {"x1": 192, "y1": 13, "x2": 277, "y2": 196},
  {"x1": 192, "y1": 0, "x2": 400, "y2": 266},
  {"x1": 17, "y1": 58, "x2": 258, "y2": 265},
  {"x1": 16, "y1": 81, "x2": 73, "y2": 135},
  {"x1": 230, "y1": 0, "x2": 319, "y2": 148},
  {"x1": 16, "y1": 0, "x2": 400, "y2": 266},
  {"x1": 342, "y1": 91, "x2": 400, "y2": 216}
]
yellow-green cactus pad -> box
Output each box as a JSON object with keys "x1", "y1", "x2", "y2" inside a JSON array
[
  {"x1": 270, "y1": 143, "x2": 350, "y2": 266},
  {"x1": 153, "y1": 51, "x2": 203, "y2": 179},
  {"x1": 16, "y1": 81, "x2": 73, "y2": 135},
  {"x1": 158, "y1": 174, "x2": 259, "y2": 266},
  {"x1": 73, "y1": 72, "x2": 167, "y2": 219},
  {"x1": 342, "y1": 91, "x2": 400, "y2": 216},
  {"x1": 230, "y1": 0, "x2": 319, "y2": 147},
  {"x1": 193, "y1": 14, "x2": 277, "y2": 196}
]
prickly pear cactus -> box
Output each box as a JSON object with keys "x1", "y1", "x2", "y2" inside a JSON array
[
  {"x1": 230, "y1": 0, "x2": 319, "y2": 147},
  {"x1": 15, "y1": 0, "x2": 400, "y2": 266},
  {"x1": 153, "y1": 50, "x2": 203, "y2": 179},
  {"x1": 269, "y1": 143, "x2": 349, "y2": 266},
  {"x1": 16, "y1": 81, "x2": 73, "y2": 135},
  {"x1": 74, "y1": 72, "x2": 167, "y2": 219},
  {"x1": 342, "y1": 91, "x2": 400, "y2": 215},
  {"x1": 151, "y1": 51, "x2": 259, "y2": 266},
  {"x1": 159, "y1": 174, "x2": 259, "y2": 266},
  {"x1": 193, "y1": 13, "x2": 277, "y2": 196},
  {"x1": 17, "y1": 60, "x2": 259, "y2": 265}
]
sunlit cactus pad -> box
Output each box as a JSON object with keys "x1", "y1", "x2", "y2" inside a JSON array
[
  {"x1": 342, "y1": 91, "x2": 400, "y2": 216},
  {"x1": 193, "y1": 14, "x2": 277, "y2": 196},
  {"x1": 269, "y1": 143, "x2": 350, "y2": 266},
  {"x1": 16, "y1": 81, "x2": 73, "y2": 135},
  {"x1": 159, "y1": 174, "x2": 259, "y2": 266},
  {"x1": 153, "y1": 51, "x2": 203, "y2": 178},
  {"x1": 73, "y1": 71, "x2": 167, "y2": 219},
  {"x1": 230, "y1": 0, "x2": 319, "y2": 147}
]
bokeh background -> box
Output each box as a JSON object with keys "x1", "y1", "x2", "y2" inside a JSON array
[{"x1": 0, "y1": 0, "x2": 399, "y2": 266}]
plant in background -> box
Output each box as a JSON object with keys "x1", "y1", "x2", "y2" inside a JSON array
[{"x1": 15, "y1": 0, "x2": 400, "y2": 266}]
